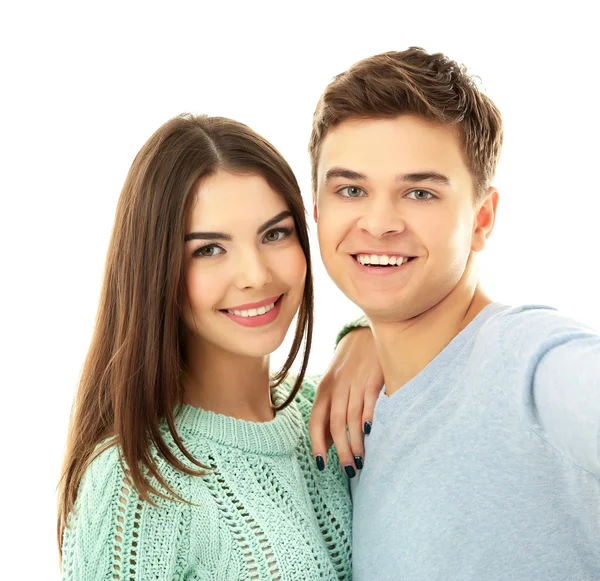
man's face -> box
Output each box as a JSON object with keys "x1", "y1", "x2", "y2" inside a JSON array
[{"x1": 314, "y1": 115, "x2": 492, "y2": 322}]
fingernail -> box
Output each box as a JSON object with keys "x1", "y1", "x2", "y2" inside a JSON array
[
  {"x1": 364, "y1": 421, "x2": 372, "y2": 435},
  {"x1": 344, "y1": 465, "x2": 356, "y2": 478},
  {"x1": 315, "y1": 455, "x2": 325, "y2": 471},
  {"x1": 354, "y1": 456, "x2": 364, "y2": 470}
]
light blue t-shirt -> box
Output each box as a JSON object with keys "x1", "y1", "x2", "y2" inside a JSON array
[{"x1": 351, "y1": 303, "x2": 600, "y2": 580}]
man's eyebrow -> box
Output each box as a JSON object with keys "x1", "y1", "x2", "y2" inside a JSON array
[
  {"x1": 184, "y1": 210, "x2": 293, "y2": 242},
  {"x1": 397, "y1": 171, "x2": 451, "y2": 185},
  {"x1": 324, "y1": 167, "x2": 367, "y2": 182},
  {"x1": 324, "y1": 167, "x2": 451, "y2": 186}
]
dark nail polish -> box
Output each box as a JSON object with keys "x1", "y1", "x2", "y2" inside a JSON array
[
  {"x1": 345, "y1": 465, "x2": 356, "y2": 478},
  {"x1": 315, "y1": 455, "x2": 325, "y2": 471},
  {"x1": 354, "y1": 456, "x2": 364, "y2": 470},
  {"x1": 364, "y1": 421, "x2": 372, "y2": 435}
]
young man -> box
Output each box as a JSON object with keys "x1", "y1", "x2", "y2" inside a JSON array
[{"x1": 309, "y1": 48, "x2": 600, "y2": 580}]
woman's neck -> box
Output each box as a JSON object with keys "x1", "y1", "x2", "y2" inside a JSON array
[{"x1": 182, "y1": 337, "x2": 274, "y2": 422}]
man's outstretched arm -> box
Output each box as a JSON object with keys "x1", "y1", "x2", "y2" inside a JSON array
[{"x1": 532, "y1": 329, "x2": 600, "y2": 476}]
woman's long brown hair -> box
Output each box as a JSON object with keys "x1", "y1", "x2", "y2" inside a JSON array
[{"x1": 57, "y1": 114, "x2": 314, "y2": 553}]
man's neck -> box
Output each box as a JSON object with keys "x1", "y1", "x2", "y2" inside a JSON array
[{"x1": 370, "y1": 283, "x2": 492, "y2": 397}]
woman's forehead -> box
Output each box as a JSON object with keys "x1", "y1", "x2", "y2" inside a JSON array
[{"x1": 187, "y1": 171, "x2": 290, "y2": 232}]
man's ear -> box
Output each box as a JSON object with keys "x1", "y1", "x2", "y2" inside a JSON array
[
  {"x1": 472, "y1": 187, "x2": 499, "y2": 252},
  {"x1": 312, "y1": 191, "x2": 318, "y2": 222}
]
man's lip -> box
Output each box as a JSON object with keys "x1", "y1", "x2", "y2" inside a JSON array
[
  {"x1": 221, "y1": 294, "x2": 282, "y2": 311},
  {"x1": 351, "y1": 251, "x2": 415, "y2": 258}
]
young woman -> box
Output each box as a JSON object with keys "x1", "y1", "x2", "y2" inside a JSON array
[{"x1": 57, "y1": 114, "x2": 377, "y2": 580}]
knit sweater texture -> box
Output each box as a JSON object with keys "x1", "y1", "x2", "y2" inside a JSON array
[{"x1": 61, "y1": 376, "x2": 352, "y2": 580}]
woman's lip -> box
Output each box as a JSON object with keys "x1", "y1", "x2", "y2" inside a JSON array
[
  {"x1": 222, "y1": 294, "x2": 282, "y2": 311},
  {"x1": 222, "y1": 295, "x2": 283, "y2": 327}
]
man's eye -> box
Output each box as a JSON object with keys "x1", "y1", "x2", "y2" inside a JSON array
[
  {"x1": 194, "y1": 244, "x2": 224, "y2": 258},
  {"x1": 405, "y1": 189, "x2": 435, "y2": 201},
  {"x1": 338, "y1": 186, "x2": 366, "y2": 198}
]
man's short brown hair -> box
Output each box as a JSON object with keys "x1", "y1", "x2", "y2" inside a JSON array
[{"x1": 309, "y1": 47, "x2": 503, "y2": 198}]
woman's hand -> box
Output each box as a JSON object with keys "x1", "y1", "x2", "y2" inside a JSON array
[{"x1": 309, "y1": 327, "x2": 383, "y2": 476}]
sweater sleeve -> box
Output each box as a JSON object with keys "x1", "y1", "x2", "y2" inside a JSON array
[
  {"x1": 335, "y1": 314, "x2": 370, "y2": 348},
  {"x1": 61, "y1": 446, "x2": 191, "y2": 581}
]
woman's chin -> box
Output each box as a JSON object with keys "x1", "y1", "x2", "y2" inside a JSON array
[{"x1": 227, "y1": 333, "x2": 288, "y2": 359}]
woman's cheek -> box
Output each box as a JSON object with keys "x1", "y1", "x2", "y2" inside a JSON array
[
  {"x1": 184, "y1": 265, "x2": 214, "y2": 312},
  {"x1": 285, "y1": 244, "x2": 308, "y2": 290}
]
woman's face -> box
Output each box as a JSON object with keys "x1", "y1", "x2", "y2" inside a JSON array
[{"x1": 181, "y1": 170, "x2": 307, "y2": 359}]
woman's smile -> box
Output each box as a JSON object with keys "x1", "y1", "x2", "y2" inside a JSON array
[{"x1": 221, "y1": 293, "x2": 284, "y2": 327}]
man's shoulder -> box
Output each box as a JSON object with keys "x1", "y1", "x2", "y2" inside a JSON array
[
  {"x1": 483, "y1": 303, "x2": 594, "y2": 334},
  {"x1": 477, "y1": 303, "x2": 597, "y2": 357}
]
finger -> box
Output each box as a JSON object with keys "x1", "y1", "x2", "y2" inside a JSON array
[
  {"x1": 329, "y1": 386, "x2": 357, "y2": 479},
  {"x1": 347, "y1": 383, "x2": 365, "y2": 468},
  {"x1": 309, "y1": 390, "x2": 332, "y2": 472},
  {"x1": 362, "y1": 383, "x2": 380, "y2": 436}
]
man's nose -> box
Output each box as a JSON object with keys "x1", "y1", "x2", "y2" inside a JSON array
[{"x1": 356, "y1": 195, "x2": 406, "y2": 238}]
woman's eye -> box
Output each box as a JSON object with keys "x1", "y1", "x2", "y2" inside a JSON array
[
  {"x1": 339, "y1": 186, "x2": 366, "y2": 198},
  {"x1": 263, "y1": 227, "x2": 292, "y2": 243},
  {"x1": 406, "y1": 189, "x2": 435, "y2": 201},
  {"x1": 194, "y1": 244, "x2": 224, "y2": 258}
]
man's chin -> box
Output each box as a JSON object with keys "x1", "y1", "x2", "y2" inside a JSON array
[
  {"x1": 345, "y1": 296, "x2": 400, "y2": 320},
  {"x1": 342, "y1": 291, "x2": 426, "y2": 323}
]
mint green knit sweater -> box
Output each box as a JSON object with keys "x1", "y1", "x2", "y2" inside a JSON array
[{"x1": 61, "y1": 376, "x2": 352, "y2": 580}]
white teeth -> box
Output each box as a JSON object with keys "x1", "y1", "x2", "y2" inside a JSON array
[
  {"x1": 356, "y1": 254, "x2": 409, "y2": 266},
  {"x1": 227, "y1": 301, "x2": 276, "y2": 317}
]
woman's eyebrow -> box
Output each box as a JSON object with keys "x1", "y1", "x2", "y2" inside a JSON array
[
  {"x1": 257, "y1": 210, "x2": 292, "y2": 235},
  {"x1": 184, "y1": 210, "x2": 293, "y2": 242},
  {"x1": 184, "y1": 231, "x2": 231, "y2": 242}
]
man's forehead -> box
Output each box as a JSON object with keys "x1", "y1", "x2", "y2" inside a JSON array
[
  {"x1": 318, "y1": 117, "x2": 467, "y2": 182},
  {"x1": 322, "y1": 115, "x2": 459, "y2": 148}
]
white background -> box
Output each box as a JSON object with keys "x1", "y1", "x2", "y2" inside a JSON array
[{"x1": 1, "y1": 1, "x2": 598, "y2": 577}]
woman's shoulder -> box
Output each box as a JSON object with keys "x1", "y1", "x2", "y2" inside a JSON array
[
  {"x1": 274, "y1": 373, "x2": 321, "y2": 426},
  {"x1": 295, "y1": 373, "x2": 321, "y2": 405},
  {"x1": 77, "y1": 441, "x2": 124, "y2": 499},
  {"x1": 78, "y1": 437, "x2": 205, "y2": 510}
]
